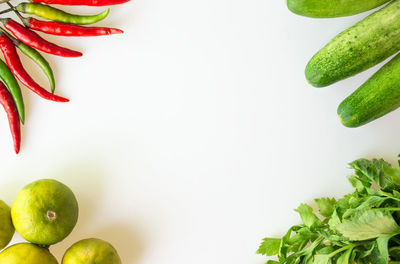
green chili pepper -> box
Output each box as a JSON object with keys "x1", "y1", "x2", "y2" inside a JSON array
[
  {"x1": 0, "y1": 59, "x2": 24, "y2": 124},
  {"x1": 18, "y1": 42, "x2": 55, "y2": 93},
  {"x1": 16, "y1": 3, "x2": 109, "y2": 25}
]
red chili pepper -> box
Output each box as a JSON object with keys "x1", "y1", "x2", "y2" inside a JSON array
[
  {"x1": 1, "y1": 18, "x2": 82, "y2": 57},
  {"x1": 0, "y1": 33, "x2": 69, "y2": 103},
  {"x1": 31, "y1": 0, "x2": 129, "y2": 6},
  {"x1": 26, "y1": 18, "x2": 123, "y2": 37},
  {"x1": 0, "y1": 80, "x2": 20, "y2": 154}
]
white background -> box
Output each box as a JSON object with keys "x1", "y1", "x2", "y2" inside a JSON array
[{"x1": 1, "y1": 1, "x2": 400, "y2": 263}]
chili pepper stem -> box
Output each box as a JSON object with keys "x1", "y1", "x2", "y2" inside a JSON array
[
  {"x1": 7, "y1": 2, "x2": 28, "y2": 27},
  {"x1": 0, "y1": 8, "x2": 13, "y2": 16}
]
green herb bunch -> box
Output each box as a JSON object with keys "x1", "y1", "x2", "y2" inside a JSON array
[{"x1": 257, "y1": 158, "x2": 400, "y2": 264}]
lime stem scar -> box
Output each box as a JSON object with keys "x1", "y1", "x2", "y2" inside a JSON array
[{"x1": 46, "y1": 210, "x2": 56, "y2": 221}]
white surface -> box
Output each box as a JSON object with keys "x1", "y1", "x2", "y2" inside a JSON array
[{"x1": 0, "y1": 1, "x2": 400, "y2": 263}]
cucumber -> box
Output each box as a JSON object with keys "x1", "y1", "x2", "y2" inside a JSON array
[
  {"x1": 287, "y1": 0, "x2": 391, "y2": 18},
  {"x1": 305, "y1": 0, "x2": 400, "y2": 87},
  {"x1": 338, "y1": 52, "x2": 400, "y2": 128}
]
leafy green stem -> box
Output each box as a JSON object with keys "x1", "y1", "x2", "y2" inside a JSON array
[{"x1": 328, "y1": 243, "x2": 358, "y2": 258}]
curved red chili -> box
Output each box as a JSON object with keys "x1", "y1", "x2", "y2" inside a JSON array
[
  {"x1": 31, "y1": 0, "x2": 129, "y2": 6},
  {"x1": 26, "y1": 17, "x2": 123, "y2": 37},
  {"x1": 0, "y1": 33, "x2": 69, "y2": 102},
  {"x1": 0, "y1": 80, "x2": 20, "y2": 154},
  {"x1": 1, "y1": 18, "x2": 82, "y2": 57}
]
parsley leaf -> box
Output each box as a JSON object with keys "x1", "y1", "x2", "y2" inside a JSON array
[
  {"x1": 258, "y1": 156, "x2": 400, "y2": 263},
  {"x1": 349, "y1": 159, "x2": 395, "y2": 191},
  {"x1": 295, "y1": 204, "x2": 321, "y2": 229},
  {"x1": 257, "y1": 238, "x2": 281, "y2": 256},
  {"x1": 315, "y1": 198, "x2": 336, "y2": 218},
  {"x1": 335, "y1": 209, "x2": 400, "y2": 241}
]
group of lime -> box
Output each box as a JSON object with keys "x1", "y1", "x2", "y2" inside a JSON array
[{"x1": 0, "y1": 179, "x2": 121, "y2": 263}]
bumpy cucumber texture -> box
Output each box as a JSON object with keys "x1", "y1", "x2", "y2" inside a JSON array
[
  {"x1": 338, "y1": 52, "x2": 400, "y2": 127},
  {"x1": 305, "y1": 0, "x2": 400, "y2": 87}
]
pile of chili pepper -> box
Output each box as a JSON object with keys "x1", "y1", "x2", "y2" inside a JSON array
[{"x1": 0, "y1": 0, "x2": 127, "y2": 154}]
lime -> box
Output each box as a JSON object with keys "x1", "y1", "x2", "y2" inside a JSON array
[
  {"x1": 11, "y1": 179, "x2": 79, "y2": 245},
  {"x1": 0, "y1": 200, "x2": 14, "y2": 250},
  {"x1": 62, "y1": 238, "x2": 122, "y2": 264},
  {"x1": 0, "y1": 243, "x2": 58, "y2": 264}
]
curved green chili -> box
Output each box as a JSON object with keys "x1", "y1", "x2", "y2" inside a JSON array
[
  {"x1": 16, "y1": 3, "x2": 109, "y2": 25},
  {"x1": 0, "y1": 59, "x2": 24, "y2": 124},
  {"x1": 18, "y1": 42, "x2": 55, "y2": 93},
  {"x1": 0, "y1": 27, "x2": 56, "y2": 93}
]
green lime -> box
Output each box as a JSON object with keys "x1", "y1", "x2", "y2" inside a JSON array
[
  {"x1": 62, "y1": 238, "x2": 122, "y2": 264},
  {"x1": 0, "y1": 200, "x2": 14, "y2": 250},
  {"x1": 11, "y1": 179, "x2": 79, "y2": 245},
  {"x1": 0, "y1": 243, "x2": 58, "y2": 264}
]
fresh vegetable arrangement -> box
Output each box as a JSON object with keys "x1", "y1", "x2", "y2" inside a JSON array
[
  {"x1": 291, "y1": 0, "x2": 400, "y2": 127},
  {"x1": 0, "y1": 179, "x2": 121, "y2": 263},
  {"x1": 257, "y1": 156, "x2": 400, "y2": 263},
  {"x1": 0, "y1": 0, "x2": 127, "y2": 154}
]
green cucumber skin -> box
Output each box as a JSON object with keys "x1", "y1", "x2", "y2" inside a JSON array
[
  {"x1": 305, "y1": 0, "x2": 400, "y2": 87},
  {"x1": 287, "y1": 0, "x2": 391, "y2": 18},
  {"x1": 338, "y1": 52, "x2": 400, "y2": 128}
]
